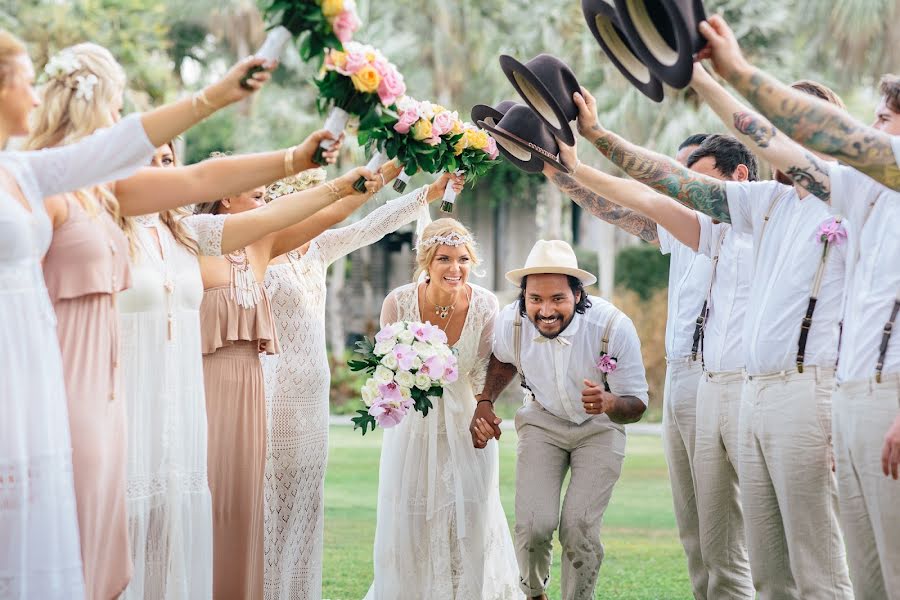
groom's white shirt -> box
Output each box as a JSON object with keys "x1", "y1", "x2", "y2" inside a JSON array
[{"x1": 493, "y1": 296, "x2": 648, "y2": 428}]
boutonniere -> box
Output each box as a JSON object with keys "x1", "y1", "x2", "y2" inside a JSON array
[
  {"x1": 814, "y1": 216, "x2": 847, "y2": 256},
  {"x1": 597, "y1": 352, "x2": 617, "y2": 392}
]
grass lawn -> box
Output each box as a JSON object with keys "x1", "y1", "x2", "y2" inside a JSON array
[{"x1": 322, "y1": 426, "x2": 692, "y2": 600}]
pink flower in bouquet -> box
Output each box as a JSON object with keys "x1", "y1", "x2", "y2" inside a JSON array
[
  {"x1": 392, "y1": 344, "x2": 417, "y2": 371},
  {"x1": 424, "y1": 135, "x2": 442, "y2": 146},
  {"x1": 443, "y1": 361, "x2": 459, "y2": 383},
  {"x1": 332, "y1": 10, "x2": 361, "y2": 43},
  {"x1": 420, "y1": 355, "x2": 445, "y2": 378},
  {"x1": 815, "y1": 217, "x2": 847, "y2": 246},
  {"x1": 374, "y1": 323, "x2": 400, "y2": 344},
  {"x1": 377, "y1": 68, "x2": 406, "y2": 107},
  {"x1": 368, "y1": 396, "x2": 410, "y2": 429},
  {"x1": 343, "y1": 50, "x2": 369, "y2": 75},
  {"x1": 431, "y1": 110, "x2": 456, "y2": 136},
  {"x1": 485, "y1": 135, "x2": 499, "y2": 160},
  {"x1": 378, "y1": 381, "x2": 404, "y2": 403},
  {"x1": 597, "y1": 353, "x2": 618, "y2": 374}
]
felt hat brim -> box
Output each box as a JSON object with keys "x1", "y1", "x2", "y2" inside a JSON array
[
  {"x1": 472, "y1": 104, "x2": 544, "y2": 173},
  {"x1": 505, "y1": 265, "x2": 597, "y2": 287},
  {"x1": 499, "y1": 55, "x2": 576, "y2": 146},
  {"x1": 477, "y1": 119, "x2": 570, "y2": 174}
]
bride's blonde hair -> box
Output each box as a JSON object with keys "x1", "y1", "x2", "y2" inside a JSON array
[
  {"x1": 0, "y1": 30, "x2": 26, "y2": 91},
  {"x1": 25, "y1": 43, "x2": 126, "y2": 220},
  {"x1": 414, "y1": 218, "x2": 480, "y2": 282}
]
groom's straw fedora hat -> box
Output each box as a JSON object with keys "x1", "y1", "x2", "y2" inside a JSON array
[{"x1": 506, "y1": 240, "x2": 597, "y2": 286}]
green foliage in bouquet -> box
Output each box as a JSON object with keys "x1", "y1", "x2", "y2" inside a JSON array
[
  {"x1": 314, "y1": 71, "x2": 384, "y2": 131},
  {"x1": 456, "y1": 143, "x2": 499, "y2": 184},
  {"x1": 260, "y1": 0, "x2": 342, "y2": 62},
  {"x1": 358, "y1": 113, "x2": 464, "y2": 176}
]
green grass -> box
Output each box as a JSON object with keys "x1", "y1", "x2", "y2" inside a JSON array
[{"x1": 323, "y1": 426, "x2": 692, "y2": 599}]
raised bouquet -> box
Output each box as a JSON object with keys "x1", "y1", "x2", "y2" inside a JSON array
[
  {"x1": 257, "y1": 0, "x2": 361, "y2": 62},
  {"x1": 348, "y1": 321, "x2": 459, "y2": 435},
  {"x1": 358, "y1": 96, "x2": 467, "y2": 193},
  {"x1": 312, "y1": 42, "x2": 406, "y2": 166},
  {"x1": 440, "y1": 122, "x2": 500, "y2": 212}
]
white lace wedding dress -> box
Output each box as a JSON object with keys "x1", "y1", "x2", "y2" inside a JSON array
[
  {"x1": 260, "y1": 187, "x2": 432, "y2": 600},
  {"x1": 364, "y1": 282, "x2": 521, "y2": 600}
]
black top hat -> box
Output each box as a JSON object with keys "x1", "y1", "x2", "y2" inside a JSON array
[
  {"x1": 470, "y1": 101, "x2": 545, "y2": 173},
  {"x1": 499, "y1": 54, "x2": 581, "y2": 146},
  {"x1": 612, "y1": 0, "x2": 707, "y2": 89},
  {"x1": 477, "y1": 104, "x2": 570, "y2": 174},
  {"x1": 582, "y1": 0, "x2": 664, "y2": 102}
]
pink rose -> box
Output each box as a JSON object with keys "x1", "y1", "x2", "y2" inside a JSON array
[
  {"x1": 597, "y1": 354, "x2": 618, "y2": 374},
  {"x1": 485, "y1": 136, "x2": 499, "y2": 160},
  {"x1": 431, "y1": 110, "x2": 456, "y2": 136},
  {"x1": 815, "y1": 217, "x2": 847, "y2": 246},
  {"x1": 377, "y1": 68, "x2": 406, "y2": 107},
  {"x1": 332, "y1": 10, "x2": 361, "y2": 43},
  {"x1": 342, "y1": 50, "x2": 368, "y2": 75},
  {"x1": 372, "y1": 57, "x2": 390, "y2": 78},
  {"x1": 393, "y1": 111, "x2": 418, "y2": 134},
  {"x1": 425, "y1": 135, "x2": 441, "y2": 146}
]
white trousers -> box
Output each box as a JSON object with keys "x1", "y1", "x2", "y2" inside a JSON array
[{"x1": 833, "y1": 373, "x2": 900, "y2": 600}]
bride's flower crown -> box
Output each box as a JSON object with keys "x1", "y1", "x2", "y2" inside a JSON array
[
  {"x1": 416, "y1": 231, "x2": 474, "y2": 252},
  {"x1": 43, "y1": 50, "x2": 99, "y2": 102}
]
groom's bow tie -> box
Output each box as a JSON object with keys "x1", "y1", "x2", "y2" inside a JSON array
[{"x1": 533, "y1": 335, "x2": 571, "y2": 347}]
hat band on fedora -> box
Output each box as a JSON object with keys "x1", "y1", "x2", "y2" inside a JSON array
[{"x1": 495, "y1": 126, "x2": 557, "y2": 161}]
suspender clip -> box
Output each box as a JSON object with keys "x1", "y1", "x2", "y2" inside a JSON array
[{"x1": 796, "y1": 362, "x2": 805, "y2": 374}]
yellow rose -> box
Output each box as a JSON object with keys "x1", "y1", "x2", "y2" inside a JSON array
[
  {"x1": 365, "y1": 51, "x2": 377, "y2": 63},
  {"x1": 328, "y1": 50, "x2": 348, "y2": 71},
  {"x1": 350, "y1": 65, "x2": 381, "y2": 94},
  {"x1": 321, "y1": 0, "x2": 344, "y2": 18},
  {"x1": 432, "y1": 105, "x2": 447, "y2": 114},
  {"x1": 450, "y1": 119, "x2": 464, "y2": 135},
  {"x1": 465, "y1": 129, "x2": 490, "y2": 151},
  {"x1": 453, "y1": 136, "x2": 468, "y2": 155},
  {"x1": 411, "y1": 118, "x2": 434, "y2": 141}
]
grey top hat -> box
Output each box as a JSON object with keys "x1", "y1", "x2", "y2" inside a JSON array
[
  {"x1": 470, "y1": 101, "x2": 545, "y2": 173},
  {"x1": 582, "y1": 0, "x2": 664, "y2": 102},
  {"x1": 477, "y1": 104, "x2": 570, "y2": 174},
  {"x1": 499, "y1": 54, "x2": 581, "y2": 146}
]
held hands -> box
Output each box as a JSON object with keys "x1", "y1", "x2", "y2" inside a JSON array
[
  {"x1": 470, "y1": 400, "x2": 502, "y2": 449},
  {"x1": 205, "y1": 56, "x2": 273, "y2": 107},
  {"x1": 426, "y1": 171, "x2": 465, "y2": 203},
  {"x1": 696, "y1": 15, "x2": 751, "y2": 80},
  {"x1": 882, "y1": 414, "x2": 900, "y2": 480},
  {"x1": 581, "y1": 378, "x2": 617, "y2": 415},
  {"x1": 297, "y1": 130, "x2": 346, "y2": 169}
]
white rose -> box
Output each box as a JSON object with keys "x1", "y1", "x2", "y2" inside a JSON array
[
  {"x1": 435, "y1": 344, "x2": 453, "y2": 358},
  {"x1": 413, "y1": 341, "x2": 435, "y2": 357},
  {"x1": 374, "y1": 341, "x2": 394, "y2": 356},
  {"x1": 397, "y1": 329, "x2": 415, "y2": 345},
  {"x1": 374, "y1": 365, "x2": 394, "y2": 384},
  {"x1": 380, "y1": 353, "x2": 399, "y2": 370},
  {"x1": 411, "y1": 356, "x2": 423, "y2": 370},
  {"x1": 361, "y1": 382, "x2": 376, "y2": 407},
  {"x1": 399, "y1": 386, "x2": 412, "y2": 399},
  {"x1": 394, "y1": 370, "x2": 416, "y2": 389},
  {"x1": 414, "y1": 373, "x2": 432, "y2": 390}
]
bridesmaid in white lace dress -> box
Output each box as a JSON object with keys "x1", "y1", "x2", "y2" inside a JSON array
[
  {"x1": 260, "y1": 170, "x2": 462, "y2": 600},
  {"x1": 0, "y1": 32, "x2": 270, "y2": 599},
  {"x1": 365, "y1": 219, "x2": 520, "y2": 600}
]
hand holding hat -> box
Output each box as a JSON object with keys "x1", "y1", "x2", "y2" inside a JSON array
[{"x1": 697, "y1": 15, "x2": 751, "y2": 81}]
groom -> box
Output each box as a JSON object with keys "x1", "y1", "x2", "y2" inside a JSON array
[{"x1": 470, "y1": 240, "x2": 648, "y2": 600}]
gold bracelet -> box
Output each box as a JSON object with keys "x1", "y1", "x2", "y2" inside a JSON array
[
  {"x1": 324, "y1": 180, "x2": 340, "y2": 201},
  {"x1": 283, "y1": 146, "x2": 296, "y2": 177}
]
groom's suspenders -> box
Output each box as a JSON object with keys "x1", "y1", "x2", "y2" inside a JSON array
[{"x1": 690, "y1": 227, "x2": 728, "y2": 364}]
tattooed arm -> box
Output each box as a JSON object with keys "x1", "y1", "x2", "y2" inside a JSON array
[
  {"x1": 691, "y1": 63, "x2": 831, "y2": 202},
  {"x1": 699, "y1": 15, "x2": 899, "y2": 191},
  {"x1": 572, "y1": 87, "x2": 731, "y2": 222}
]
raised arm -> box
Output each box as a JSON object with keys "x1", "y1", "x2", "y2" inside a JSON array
[
  {"x1": 691, "y1": 64, "x2": 832, "y2": 201},
  {"x1": 574, "y1": 88, "x2": 731, "y2": 222},
  {"x1": 699, "y1": 15, "x2": 899, "y2": 191},
  {"x1": 114, "y1": 129, "x2": 340, "y2": 217},
  {"x1": 545, "y1": 144, "x2": 700, "y2": 250}
]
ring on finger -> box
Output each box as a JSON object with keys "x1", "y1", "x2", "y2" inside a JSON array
[{"x1": 379, "y1": 173, "x2": 386, "y2": 186}]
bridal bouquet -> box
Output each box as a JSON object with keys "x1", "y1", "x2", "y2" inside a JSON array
[
  {"x1": 258, "y1": 0, "x2": 361, "y2": 62},
  {"x1": 348, "y1": 321, "x2": 459, "y2": 435},
  {"x1": 440, "y1": 122, "x2": 500, "y2": 212},
  {"x1": 312, "y1": 42, "x2": 406, "y2": 165},
  {"x1": 358, "y1": 97, "x2": 467, "y2": 193}
]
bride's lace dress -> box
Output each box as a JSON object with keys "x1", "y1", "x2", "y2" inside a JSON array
[{"x1": 364, "y1": 282, "x2": 521, "y2": 600}]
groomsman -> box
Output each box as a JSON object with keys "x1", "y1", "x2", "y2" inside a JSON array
[
  {"x1": 571, "y1": 78, "x2": 853, "y2": 597},
  {"x1": 545, "y1": 133, "x2": 758, "y2": 599},
  {"x1": 470, "y1": 240, "x2": 647, "y2": 600},
  {"x1": 698, "y1": 15, "x2": 900, "y2": 598}
]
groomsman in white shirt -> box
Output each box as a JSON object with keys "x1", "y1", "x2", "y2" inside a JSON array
[
  {"x1": 470, "y1": 240, "x2": 647, "y2": 600},
  {"x1": 697, "y1": 15, "x2": 900, "y2": 596}
]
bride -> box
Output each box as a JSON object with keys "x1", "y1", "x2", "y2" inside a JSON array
[{"x1": 365, "y1": 217, "x2": 520, "y2": 599}]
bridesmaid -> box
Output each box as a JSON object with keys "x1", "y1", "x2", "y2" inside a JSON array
[
  {"x1": 25, "y1": 43, "x2": 320, "y2": 599},
  {"x1": 119, "y1": 132, "x2": 359, "y2": 600},
  {"x1": 192, "y1": 164, "x2": 388, "y2": 600},
  {"x1": 261, "y1": 168, "x2": 463, "y2": 599},
  {"x1": 0, "y1": 31, "x2": 269, "y2": 599}
]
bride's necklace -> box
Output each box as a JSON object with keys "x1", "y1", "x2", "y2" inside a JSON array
[{"x1": 425, "y1": 283, "x2": 459, "y2": 320}]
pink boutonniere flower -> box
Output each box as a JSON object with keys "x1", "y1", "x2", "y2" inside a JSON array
[
  {"x1": 815, "y1": 217, "x2": 847, "y2": 246},
  {"x1": 597, "y1": 353, "x2": 618, "y2": 374}
]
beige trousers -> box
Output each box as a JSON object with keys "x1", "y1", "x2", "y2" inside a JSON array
[
  {"x1": 739, "y1": 367, "x2": 852, "y2": 600},
  {"x1": 662, "y1": 357, "x2": 708, "y2": 599},
  {"x1": 693, "y1": 369, "x2": 754, "y2": 598},
  {"x1": 832, "y1": 374, "x2": 900, "y2": 600},
  {"x1": 513, "y1": 400, "x2": 626, "y2": 600}
]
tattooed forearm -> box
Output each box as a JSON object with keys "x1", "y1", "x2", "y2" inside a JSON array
[
  {"x1": 477, "y1": 355, "x2": 517, "y2": 403},
  {"x1": 551, "y1": 173, "x2": 658, "y2": 243},
  {"x1": 735, "y1": 69, "x2": 900, "y2": 190},
  {"x1": 591, "y1": 131, "x2": 732, "y2": 223},
  {"x1": 733, "y1": 111, "x2": 776, "y2": 147}
]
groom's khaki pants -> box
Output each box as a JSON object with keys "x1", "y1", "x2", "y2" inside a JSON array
[
  {"x1": 832, "y1": 374, "x2": 900, "y2": 600},
  {"x1": 693, "y1": 369, "x2": 753, "y2": 599},
  {"x1": 739, "y1": 367, "x2": 853, "y2": 600},
  {"x1": 662, "y1": 357, "x2": 708, "y2": 599},
  {"x1": 514, "y1": 400, "x2": 625, "y2": 600}
]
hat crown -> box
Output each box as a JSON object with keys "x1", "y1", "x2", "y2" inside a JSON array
[
  {"x1": 523, "y1": 240, "x2": 581, "y2": 272},
  {"x1": 496, "y1": 105, "x2": 559, "y2": 154},
  {"x1": 522, "y1": 54, "x2": 581, "y2": 120}
]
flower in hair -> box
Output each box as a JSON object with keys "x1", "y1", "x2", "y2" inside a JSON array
[
  {"x1": 74, "y1": 74, "x2": 99, "y2": 101},
  {"x1": 43, "y1": 51, "x2": 81, "y2": 80},
  {"x1": 264, "y1": 168, "x2": 328, "y2": 202},
  {"x1": 417, "y1": 231, "x2": 474, "y2": 252}
]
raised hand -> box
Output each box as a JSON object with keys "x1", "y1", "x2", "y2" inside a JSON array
[
  {"x1": 335, "y1": 166, "x2": 379, "y2": 197},
  {"x1": 573, "y1": 87, "x2": 601, "y2": 137},
  {"x1": 697, "y1": 15, "x2": 750, "y2": 80},
  {"x1": 204, "y1": 56, "x2": 273, "y2": 108},
  {"x1": 378, "y1": 159, "x2": 403, "y2": 186},
  {"x1": 426, "y1": 171, "x2": 465, "y2": 202},
  {"x1": 298, "y1": 130, "x2": 345, "y2": 169}
]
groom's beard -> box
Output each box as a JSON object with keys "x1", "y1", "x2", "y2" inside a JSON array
[{"x1": 531, "y1": 311, "x2": 575, "y2": 339}]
